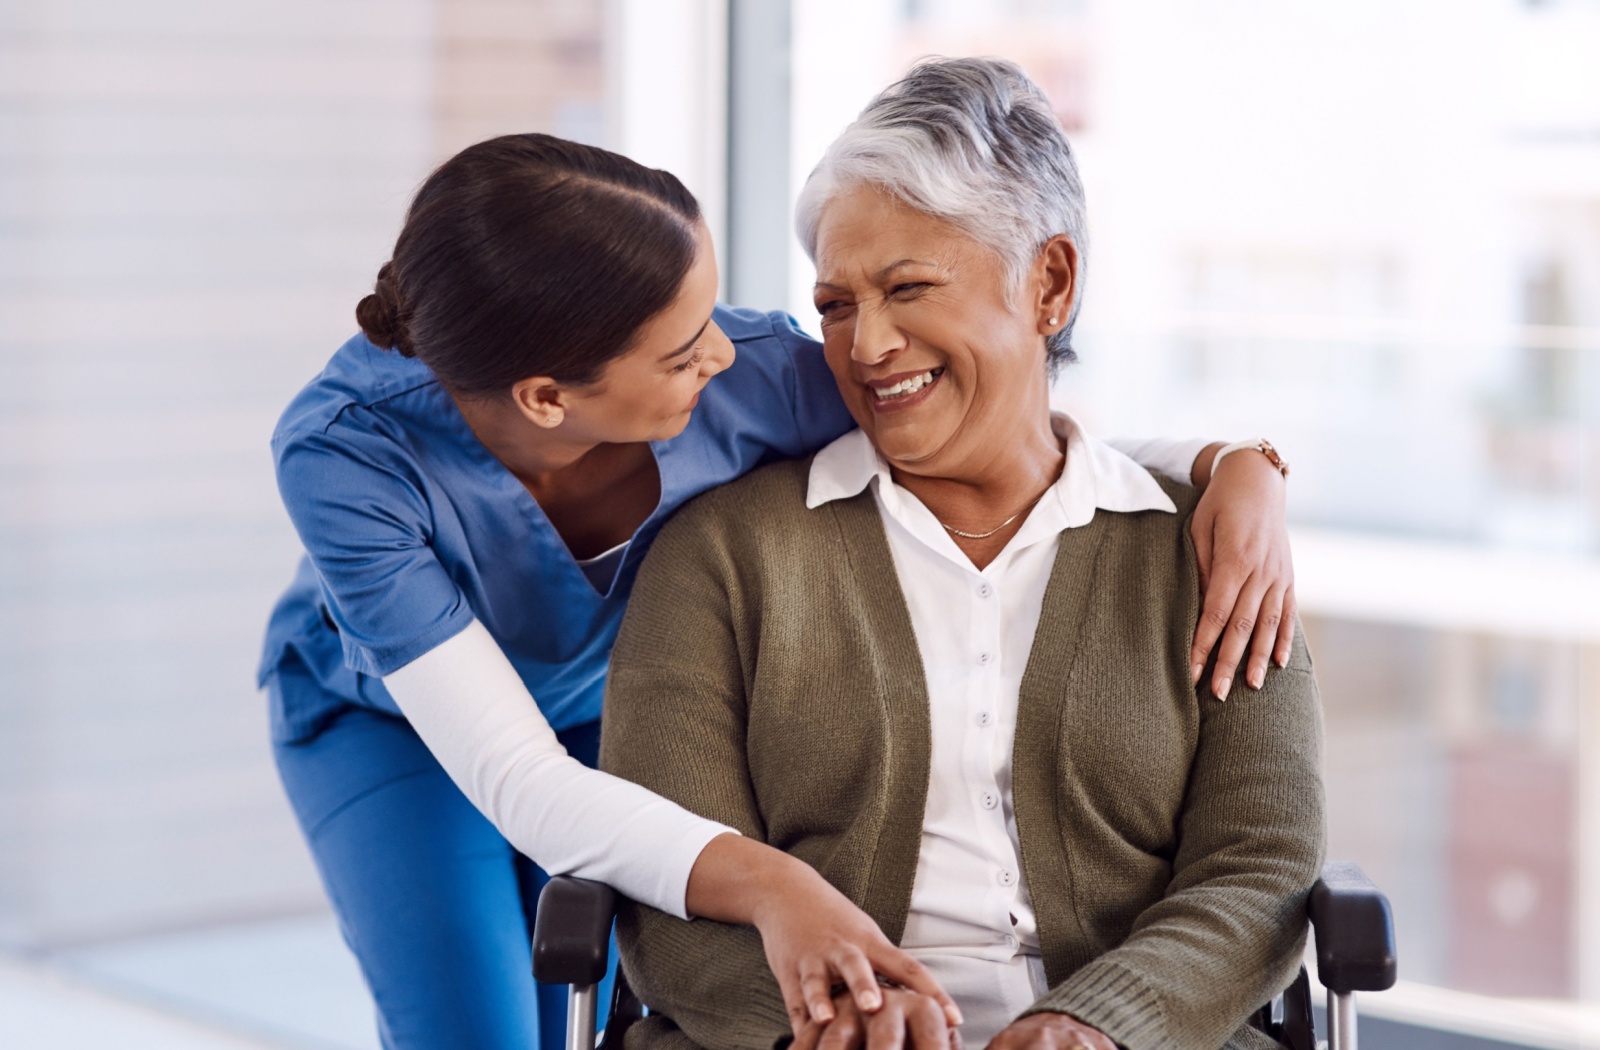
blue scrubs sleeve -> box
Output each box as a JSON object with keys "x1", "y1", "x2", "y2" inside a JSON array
[
  {"x1": 275, "y1": 428, "x2": 474, "y2": 677},
  {"x1": 770, "y1": 312, "x2": 857, "y2": 454}
]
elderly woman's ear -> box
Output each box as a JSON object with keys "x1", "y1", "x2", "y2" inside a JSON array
[{"x1": 1033, "y1": 234, "x2": 1079, "y2": 339}]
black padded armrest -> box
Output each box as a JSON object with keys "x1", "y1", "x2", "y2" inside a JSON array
[
  {"x1": 1309, "y1": 861, "x2": 1398, "y2": 994},
  {"x1": 533, "y1": 876, "x2": 617, "y2": 986}
]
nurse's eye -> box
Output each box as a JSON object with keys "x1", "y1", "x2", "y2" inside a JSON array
[
  {"x1": 671, "y1": 346, "x2": 704, "y2": 373},
  {"x1": 815, "y1": 299, "x2": 851, "y2": 318}
]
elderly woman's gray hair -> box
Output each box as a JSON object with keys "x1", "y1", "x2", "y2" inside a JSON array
[{"x1": 795, "y1": 56, "x2": 1088, "y2": 368}]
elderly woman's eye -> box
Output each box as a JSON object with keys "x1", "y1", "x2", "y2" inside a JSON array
[
  {"x1": 815, "y1": 299, "x2": 849, "y2": 317},
  {"x1": 890, "y1": 282, "x2": 930, "y2": 298}
]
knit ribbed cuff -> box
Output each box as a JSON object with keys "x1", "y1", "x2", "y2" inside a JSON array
[{"x1": 1024, "y1": 957, "x2": 1168, "y2": 1050}]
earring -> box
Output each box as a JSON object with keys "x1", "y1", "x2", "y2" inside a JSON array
[{"x1": 1048, "y1": 316, "x2": 1059, "y2": 326}]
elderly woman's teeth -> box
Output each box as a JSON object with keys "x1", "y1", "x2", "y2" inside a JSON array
[{"x1": 873, "y1": 368, "x2": 943, "y2": 400}]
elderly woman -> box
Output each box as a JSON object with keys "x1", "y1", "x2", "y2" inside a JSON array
[{"x1": 600, "y1": 58, "x2": 1324, "y2": 1050}]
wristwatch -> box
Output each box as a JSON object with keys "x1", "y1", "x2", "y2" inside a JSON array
[{"x1": 1213, "y1": 438, "x2": 1289, "y2": 479}]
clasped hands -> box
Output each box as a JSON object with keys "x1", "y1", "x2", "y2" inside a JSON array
[{"x1": 790, "y1": 986, "x2": 1117, "y2": 1050}]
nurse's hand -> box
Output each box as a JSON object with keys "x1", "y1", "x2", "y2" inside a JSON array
[
  {"x1": 686, "y1": 834, "x2": 961, "y2": 1036},
  {"x1": 1186, "y1": 442, "x2": 1295, "y2": 701}
]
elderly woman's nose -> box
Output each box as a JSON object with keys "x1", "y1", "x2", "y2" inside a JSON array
[{"x1": 850, "y1": 298, "x2": 904, "y2": 364}]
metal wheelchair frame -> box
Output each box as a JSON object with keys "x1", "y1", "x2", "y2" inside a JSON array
[{"x1": 533, "y1": 861, "x2": 1396, "y2": 1050}]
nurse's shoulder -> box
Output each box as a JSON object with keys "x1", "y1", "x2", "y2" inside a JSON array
[
  {"x1": 269, "y1": 333, "x2": 448, "y2": 563},
  {"x1": 712, "y1": 303, "x2": 821, "y2": 372},
  {"x1": 272, "y1": 332, "x2": 439, "y2": 456},
  {"x1": 704, "y1": 304, "x2": 853, "y2": 456}
]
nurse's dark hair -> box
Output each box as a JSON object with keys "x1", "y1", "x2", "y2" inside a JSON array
[{"x1": 355, "y1": 133, "x2": 702, "y2": 396}]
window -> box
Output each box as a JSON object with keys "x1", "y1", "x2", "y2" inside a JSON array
[{"x1": 787, "y1": 0, "x2": 1599, "y2": 1040}]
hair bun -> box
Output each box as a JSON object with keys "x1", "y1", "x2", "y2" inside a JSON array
[{"x1": 355, "y1": 262, "x2": 415, "y2": 355}]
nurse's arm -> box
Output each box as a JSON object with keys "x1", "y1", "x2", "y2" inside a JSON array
[
  {"x1": 383, "y1": 620, "x2": 729, "y2": 917},
  {"x1": 382, "y1": 623, "x2": 955, "y2": 1031}
]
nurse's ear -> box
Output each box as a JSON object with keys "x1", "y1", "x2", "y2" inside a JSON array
[{"x1": 510, "y1": 376, "x2": 569, "y2": 429}]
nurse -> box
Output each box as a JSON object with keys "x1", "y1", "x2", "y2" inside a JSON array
[{"x1": 261, "y1": 134, "x2": 1297, "y2": 1050}]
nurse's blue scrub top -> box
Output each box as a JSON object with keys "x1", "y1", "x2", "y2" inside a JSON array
[{"x1": 258, "y1": 305, "x2": 854, "y2": 744}]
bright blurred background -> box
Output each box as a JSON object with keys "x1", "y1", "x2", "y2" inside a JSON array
[{"x1": 1, "y1": 1, "x2": 1595, "y2": 1047}]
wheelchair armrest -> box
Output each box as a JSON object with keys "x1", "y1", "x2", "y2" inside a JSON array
[
  {"x1": 1309, "y1": 861, "x2": 1398, "y2": 994},
  {"x1": 533, "y1": 875, "x2": 617, "y2": 986}
]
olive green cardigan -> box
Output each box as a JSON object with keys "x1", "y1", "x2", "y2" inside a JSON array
[{"x1": 600, "y1": 457, "x2": 1325, "y2": 1050}]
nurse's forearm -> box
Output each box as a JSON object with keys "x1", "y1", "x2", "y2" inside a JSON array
[
  {"x1": 684, "y1": 832, "x2": 823, "y2": 924},
  {"x1": 383, "y1": 620, "x2": 734, "y2": 919},
  {"x1": 1104, "y1": 435, "x2": 1214, "y2": 486}
]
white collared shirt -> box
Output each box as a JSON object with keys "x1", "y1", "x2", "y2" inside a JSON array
[{"x1": 806, "y1": 414, "x2": 1178, "y2": 1043}]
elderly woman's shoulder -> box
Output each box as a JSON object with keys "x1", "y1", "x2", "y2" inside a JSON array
[
  {"x1": 660, "y1": 457, "x2": 814, "y2": 541},
  {"x1": 1107, "y1": 470, "x2": 1203, "y2": 566},
  {"x1": 1152, "y1": 472, "x2": 1202, "y2": 514},
  {"x1": 1094, "y1": 470, "x2": 1207, "y2": 579},
  {"x1": 1130, "y1": 472, "x2": 1203, "y2": 538}
]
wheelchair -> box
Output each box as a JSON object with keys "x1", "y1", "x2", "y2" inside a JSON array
[{"x1": 532, "y1": 862, "x2": 1396, "y2": 1050}]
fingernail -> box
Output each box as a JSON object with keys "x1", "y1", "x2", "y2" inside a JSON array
[
  {"x1": 1250, "y1": 670, "x2": 1263, "y2": 689},
  {"x1": 1190, "y1": 663, "x2": 1203, "y2": 685},
  {"x1": 1215, "y1": 677, "x2": 1231, "y2": 700},
  {"x1": 864, "y1": 992, "x2": 881, "y2": 1011},
  {"x1": 1276, "y1": 655, "x2": 1288, "y2": 668},
  {"x1": 817, "y1": 1005, "x2": 834, "y2": 1022}
]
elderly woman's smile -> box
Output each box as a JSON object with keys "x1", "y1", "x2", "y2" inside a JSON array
[
  {"x1": 866, "y1": 365, "x2": 944, "y2": 407},
  {"x1": 811, "y1": 184, "x2": 1072, "y2": 485}
]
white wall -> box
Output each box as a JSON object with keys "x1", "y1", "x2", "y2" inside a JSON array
[{"x1": 0, "y1": 0, "x2": 438, "y2": 947}]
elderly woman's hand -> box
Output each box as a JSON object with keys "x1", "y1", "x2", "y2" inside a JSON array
[
  {"x1": 984, "y1": 1013, "x2": 1115, "y2": 1050},
  {"x1": 790, "y1": 986, "x2": 959, "y2": 1050},
  {"x1": 1187, "y1": 443, "x2": 1295, "y2": 699}
]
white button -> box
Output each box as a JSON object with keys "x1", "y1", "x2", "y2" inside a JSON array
[
  {"x1": 977, "y1": 711, "x2": 993, "y2": 728},
  {"x1": 977, "y1": 583, "x2": 993, "y2": 599},
  {"x1": 1003, "y1": 934, "x2": 1018, "y2": 948},
  {"x1": 998, "y1": 869, "x2": 1017, "y2": 887},
  {"x1": 981, "y1": 791, "x2": 999, "y2": 810},
  {"x1": 978, "y1": 651, "x2": 993, "y2": 666}
]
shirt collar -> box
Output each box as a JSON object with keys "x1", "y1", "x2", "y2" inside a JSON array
[{"x1": 805, "y1": 412, "x2": 1178, "y2": 528}]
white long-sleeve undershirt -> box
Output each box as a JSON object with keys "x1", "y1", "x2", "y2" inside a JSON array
[
  {"x1": 383, "y1": 619, "x2": 734, "y2": 919},
  {"x1": 1103, "y1": 435, "x2": 1209, "y2": 485}
]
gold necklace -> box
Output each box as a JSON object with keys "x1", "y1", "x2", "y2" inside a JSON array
[{"x1": 937, "y1": 494, "x2": 1044, "y2": 540}]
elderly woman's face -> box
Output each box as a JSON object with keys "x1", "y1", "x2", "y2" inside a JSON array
[{"x1": 811, "y1": 186, "x2": 1059, "y2": 478}]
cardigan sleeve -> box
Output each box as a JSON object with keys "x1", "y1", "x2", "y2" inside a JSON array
[
  {"x1": 599, "y1": 507, "x2": 795, "y2": 1050},
  {"x1": 1022, "y1": 629, "x2": 1326, "y2": 1050}
]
